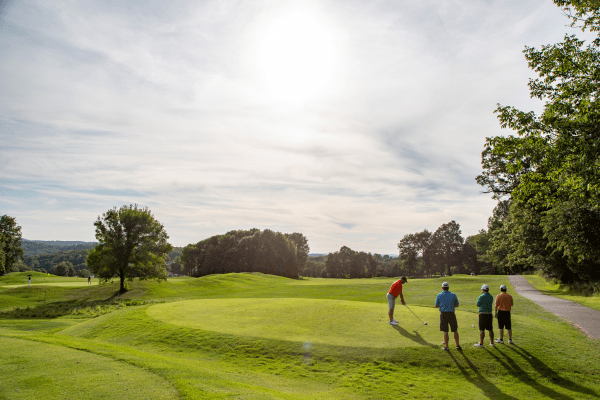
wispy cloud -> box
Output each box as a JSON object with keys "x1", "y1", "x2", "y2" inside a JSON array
[{"x1": 0, "y1": 0, "x2": 590, "y2": 253}]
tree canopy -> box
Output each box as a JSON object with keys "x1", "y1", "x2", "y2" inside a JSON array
[
  {"x1": 397, "y1": 221, "x2": 472, "y2": 277},
  {"x1": 476, "y1": 0, "x2": 600, "y2": 282},
  {"x1": 0, "y1": 215, "x2": 24, "y2": 276},
  {"x1": 180, "y1": 229, "x2": 307, "y2": 279},
  {"x1": 86, "y1": 205, "x2": 173, "y2": 293}
]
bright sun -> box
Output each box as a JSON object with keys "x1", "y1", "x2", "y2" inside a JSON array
[{"x1": 248, "y1": 4, "x2": 346, "y2": 108}]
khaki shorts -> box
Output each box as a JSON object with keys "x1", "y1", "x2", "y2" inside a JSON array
[{"x1": 387, "y1": 292, "x2": 396, "y2": 309}]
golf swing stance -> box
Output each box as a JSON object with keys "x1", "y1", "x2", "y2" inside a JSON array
[{"x1": 387, "y1": 277, "x2": 407, "y2": 325}]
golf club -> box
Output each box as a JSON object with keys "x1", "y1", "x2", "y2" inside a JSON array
[{"x1": 405, "y1": 304, "x2": 427, "y2": 325}]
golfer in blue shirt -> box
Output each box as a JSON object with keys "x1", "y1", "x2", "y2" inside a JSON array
[{"x1": 435, "y1": 282, "x2": 461, "y2": 351}]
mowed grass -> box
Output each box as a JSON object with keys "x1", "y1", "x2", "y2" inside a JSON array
[
  {"x1": 1, "y1": 272, "x2": 600, "y2": 399},
  {"x1": 148, "y1": 298, "x2": 497, "y2": 348},
  {"x1": 0, "y1": 271, "x2": 95, "y2": 287},
  {"x1": 0, "y1": 336, "x2": 178, "y2": 400},
  {"x1": 524, "y1": 274, "x2": 600, "y2": 312}
]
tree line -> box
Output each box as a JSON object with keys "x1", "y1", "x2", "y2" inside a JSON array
[
  {"x1": 22, "y1": 249, "x2": 89, "y2": 272},
  {"x1": 21, "y1": 240, "x2": 96, "y2": 257},
  {"x1": 180, "y1": 228, "x2": 309, "y2": 279},
  {"x1": 475, "y1": 0, "x2": 600, "y2": 286},
  {"x1": 302, "y1": 253, "x2": 400, "y2": 278},
  {"x1": 397, "y1": 220, "x2": 493, "y2": 278}
]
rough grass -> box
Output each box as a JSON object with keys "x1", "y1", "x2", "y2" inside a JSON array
[{"x1": 1, "y1": 273, "x2": 599, "y2": 399}]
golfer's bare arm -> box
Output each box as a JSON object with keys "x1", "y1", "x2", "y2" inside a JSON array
[{"x1": 399, "y1": 293, "x2": 405, "y2": 304}]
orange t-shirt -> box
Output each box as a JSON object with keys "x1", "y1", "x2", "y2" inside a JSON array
[
  {"x1": 495, "y1": 292, "x2": 513, "y2": 311},
  {"x1": 388, "y1": 280, "x2": 403, "y2": 298}
]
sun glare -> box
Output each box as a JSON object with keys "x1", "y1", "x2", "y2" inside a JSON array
[{"x1": 248, "y1": 4, "x2": 346, "y2": 108}]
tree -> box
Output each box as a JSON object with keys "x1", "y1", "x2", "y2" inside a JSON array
[
  {"x1": 477, "y1": 0, "x2": 600, "y2": 282},
  {"x1": 465, "y1": 230, "x2": 495, "y2": 275},
  {"x1": 52, "y1": 261, "x2": 76, "y2": 276},
  {"x1": 285, "y1": 233, "x2": 310, "y2": 270},
  {"x1": 366, "y1": 252, "x2": 378, "y2": 277},
  {"x1": 86, "y1": 205, "x2": 173, "y2": 293},
  {"x1": 398, "y1": 233, "x2": 419, "y2": 276},
  {"x1": 77, "y1": 268, "x2": 91, "y2": 278},
  {"x1": 325, "y1": 252, "x2": 342, "y2": 278},
  {"x1": 0, "y1": 215, "x2": 24, "y2": 275},
  {"x1": 431, "y1": 221, "x2": 464, "y2": 276}
]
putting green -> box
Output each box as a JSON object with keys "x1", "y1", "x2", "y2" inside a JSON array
[{"x1": 147, "y1": 298, "x2": 478, "y2": 348}]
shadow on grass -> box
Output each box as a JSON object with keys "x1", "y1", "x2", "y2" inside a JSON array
[
  {"x1": 449, "y1": 350, "x2": 520, "y2": 400},
  {"x1": 497, "y1": 344, "x2": 600, "y2": 399},
  {"x1": 0, "y1": 293, "x2": 160, "y2": 319},
  {"x1": 391, "y1": 325, "x2": 437, "y2": 348}
]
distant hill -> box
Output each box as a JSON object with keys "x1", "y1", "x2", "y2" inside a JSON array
[{"x1": 21, "y1": 239, "x2": 97, "y2": 257}]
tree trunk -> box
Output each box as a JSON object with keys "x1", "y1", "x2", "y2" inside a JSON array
[{"x1": 119, "y1": 268, "x2": 126, "y2": 293}]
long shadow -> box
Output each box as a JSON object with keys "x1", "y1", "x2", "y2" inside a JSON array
[
  {"x1": 502, "y1": 344, "x2": 600, "y2": 399},
  {"x1": 391, "y1": 325, "x2": 437, "y2": 348},
  {"x1": 0, "y1": 290, "x2": 139, "y2": 319},
  {"x1": 483, "y1": 345, "x2": 575, "y2": 400},
  {"x1": 450, "y1": 350, "x2": 520, "y2": 400}
]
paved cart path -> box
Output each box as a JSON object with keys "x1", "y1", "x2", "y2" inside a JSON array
[{"x1": 509, "y1": 275, "x2": 600, "y2": 340}]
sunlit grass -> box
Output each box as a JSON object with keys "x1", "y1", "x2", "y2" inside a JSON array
[
  {"x1": 1, "y1": 273, "x2": 599, "y2": 399},
  {"x1": 0, "y1": 336, "x2": 178, "y2": 400}
]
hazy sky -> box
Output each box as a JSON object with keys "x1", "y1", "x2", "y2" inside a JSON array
[{"x1": 0, "y1": 0, "x2": 588, "y2": 253}]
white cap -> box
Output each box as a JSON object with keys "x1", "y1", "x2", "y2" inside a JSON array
[
  {"x1": 481, "y1": 284, "x2": 489, "y2": 291},
  {"x1": 442, "y1": 282, "x2": 449, "y2": 288},
  {"x1": 500, "y1": 285, "x2": 507, "y2": 290}
]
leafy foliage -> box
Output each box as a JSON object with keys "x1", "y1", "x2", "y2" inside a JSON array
[
  {"x1": 86, "y1": 205, "x2": 173, "y2": 293},
  {"x1": 23, "y1": 249, "x2": 89, "y2": 272},
  {"x1": 21, "y1": 240, "x2": 96, "y2": 257},
  {"x1": 0, "y1": 215, "x2": 24, "y2": 275},
  {"x1": 181, "y1": 229, "x2": 305, "y2": 279},
  {"x1": 397, "y1": 221, "x2": 476, "y2": 277},
  {"x1": 476, "y1": 0, "x2": 600, "y2": 283}
]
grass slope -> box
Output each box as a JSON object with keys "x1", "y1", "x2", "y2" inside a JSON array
[
  {"x1": 1, "y1": 336, "x2": 178, "y2": 400},
  {"x1": 1, "y1": 273, "x2": 600, "y2": 399}
]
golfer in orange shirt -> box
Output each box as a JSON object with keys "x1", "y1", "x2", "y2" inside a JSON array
[
  {"x1": 494, "y1": 284, "x2": 514, "y2": 344},
  {"x1": 387, "y1": 277, "x2": 407, "y2": 325}
]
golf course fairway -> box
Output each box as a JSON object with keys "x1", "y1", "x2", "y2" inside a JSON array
[{"x1": 147, "y1": 298, "x2": 476, "y2": 348}]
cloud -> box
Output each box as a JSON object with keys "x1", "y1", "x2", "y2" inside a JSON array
[{"x1": 0, "y1": 0, "x2": 587, "y2": 252}]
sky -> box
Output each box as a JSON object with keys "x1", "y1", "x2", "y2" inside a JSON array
[{"x1": 0, "y1": 0, "x2": 591, "y2": 254}]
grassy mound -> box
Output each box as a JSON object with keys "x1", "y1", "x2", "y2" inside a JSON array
[{"x1": 148, "y1": 298, "x2": 488, "y2": 348}]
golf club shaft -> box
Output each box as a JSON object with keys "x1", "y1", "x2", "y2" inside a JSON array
[{"x1": 405, "y1": 304, "x2": 425, "y2": 324}]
